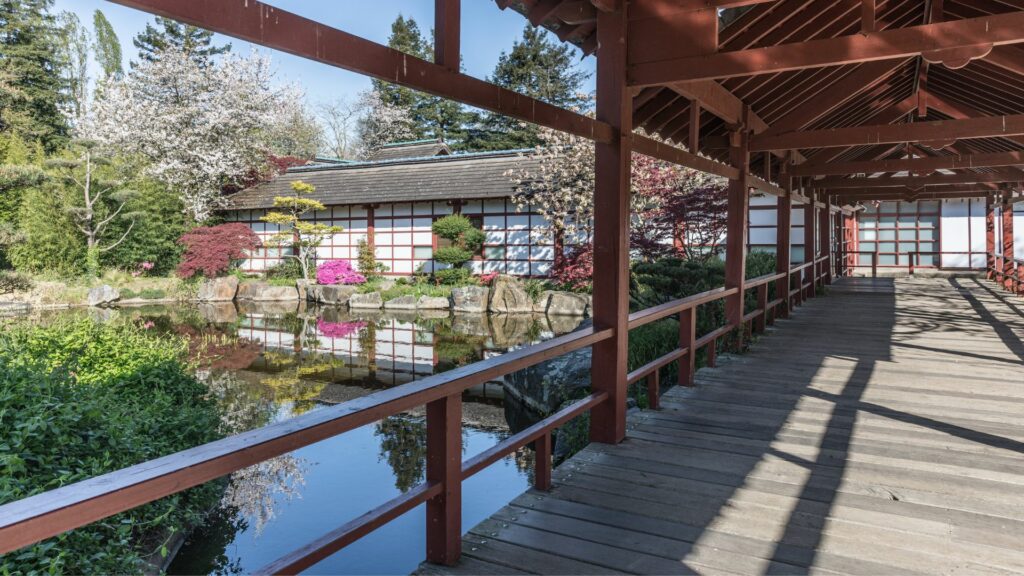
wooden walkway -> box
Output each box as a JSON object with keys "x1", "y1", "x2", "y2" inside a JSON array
[{"x1": 421, "y1": 277, "x2": 1024, "y2": 575}]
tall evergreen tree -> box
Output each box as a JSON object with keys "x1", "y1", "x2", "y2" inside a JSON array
[
  {"x1": 371, "y1": 15, "x2": 468, "y2": 147},
  {"x1": 465, "y1": 26, "x2": 590, "y2": 151},
  {"x1": 133, "y1": 15, "x2": 230, "y2": 65},
  {"x1": 0, "y1": 0, "x2": 69, "y2": 150},
  {"x1": 56, "y1": 11, "x2": 89, "y2": 119},
  {"x1": 92, "y1": 9, "x2": 122, "y2": 81}
]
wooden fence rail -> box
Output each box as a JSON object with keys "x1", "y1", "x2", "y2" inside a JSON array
[{"x1": 0, "y1": 259, "x2": 835, "y2": 573}]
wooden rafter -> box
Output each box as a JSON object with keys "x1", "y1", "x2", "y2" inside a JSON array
[
  {"x1": 629, "y1": 11, "x2": 1024, "y2": 85},
  {"x1": 815, "y1": 171, "x2": 1022, "y2": 189},
  {"x1": 790, "y1": 149, "x2": 1024, "y2": 176}
]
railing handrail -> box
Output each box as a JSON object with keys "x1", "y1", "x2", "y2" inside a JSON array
[
  {"x1": 627, "y1": 286, "x2": 738, "y2": 329},
  {"x1": 744, "y1": 271, "x2": 786, "y2": 288},
  {"x1": 0, "y1": 324, "x2": 612, "y2": 555}
]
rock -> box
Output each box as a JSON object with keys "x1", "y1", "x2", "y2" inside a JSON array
[
  {"x1": 490, "y1": 314, "x2": 536, "y2": 348},
  {"x1": 236, "y1": 299, "x2": 299, "y2": 316},
  {"x1": 383, "y1": 295, "x2": 418, "y2": 310},
  {"x1": 417, "y1": 295, "x2": 450, "y2": 310},
  {"x1": 488, "y1": 275, "x2": 532, "y2": 314},
  {"x1": 546, "y1": 291, "x2": 589, "y2": 316},
  {"x1": 503, "y1": 320, "x2": 593, "y2": 415},
  {"x1": 196, "y1": 276, "x2": 239, "y2": 302},
  {"x1": 296, "y1": 279, "x2": 317, "y2": 301},
  {"x1": 236, "y1": 281, "x2": 298, "y2": 301},
  {"x1": 533, "y1": 291, "x2": 552, "y2": 314},
  {"x1": 318, "y1": 285, "x2": 359, "y2": 306},
  {"x1": 197, "y1": 302, "x2": 239, "y2": 324},
  {"x1": 87, "y1": 285, "x2": 119, "y2": 307},
  {"x1": 452, "y1": 286, "x2": 488, "y2": 313},
  {"x1": 348, "y1": 291, "x2": 383, "y2": 309},
  {"x1": 451, "y1": 313, "x2": 490, "y2": 336}
]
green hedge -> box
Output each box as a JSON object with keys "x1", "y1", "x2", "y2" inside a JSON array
[{"x1": 0, "y1": 320, "x2": 224, "y2": 574}]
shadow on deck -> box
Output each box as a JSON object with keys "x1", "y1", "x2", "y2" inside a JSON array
[{"x1": 420, "y1": 276, "x2": 1024, "y2": 575}]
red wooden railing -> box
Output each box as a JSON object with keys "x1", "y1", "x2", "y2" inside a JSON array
[
  {"x1": 0, "y1": 257, "x2": 836, "y2": 573},
  {"x1": 990, "y1": 254, "x2": 1024, "y2": 295}
]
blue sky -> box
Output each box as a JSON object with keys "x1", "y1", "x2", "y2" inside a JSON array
[{"x1": 54, "y1": 0, "x2": 596, "y2": 107}]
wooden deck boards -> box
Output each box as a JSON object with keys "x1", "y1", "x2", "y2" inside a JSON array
[{"x1": 422, "y1": 277, "x2": 1024, "y2": 575}]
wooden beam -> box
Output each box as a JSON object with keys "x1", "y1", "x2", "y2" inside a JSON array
[
  {"x1": 751, "y1": 113, "x2": 1024, "y2": 152},
  {"x1": 670, "y1": 0, "x2": 779, "y2": 9},
  {"x1": 689, "y1": 101, "x2": 701, "y2": 153},
  {"x1": 631, "y1": 134, "x2": 739, "y2": 179},
  {"x1": 791, "y1": 150, "x2": 1024, "y2": 176},
  {"x1": 528, "y1": 0, "x2": 561, "y2": 26},
  {"x1": 629, "y1": 11, "x2": 1024, "y2": 85},
  {"x1": 816, "y1": 171, "x2": 1022, "y2": 189},
  {"x1": 725, "y1": 126, "x2": 750, "y2": 346},
  {"x1": 106, "y1": 0, "x2": 612, "y2": 144},
  {"x1": 861, "y1": 0, "x2": 875, "y2": 34},
  {"x1": 434, "y1": 0, "x2": 460, "y2": 71},
  {"x1": 985, "y1": 46, "x2": 1024, "y2": 77},
  {"x1": 589, "y1": 5, "x2": 629, "y2": 445}
]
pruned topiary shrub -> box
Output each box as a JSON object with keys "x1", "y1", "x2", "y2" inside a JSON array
[{"x1": 431, "y1": 214, "x2": 484, "y2": 284}]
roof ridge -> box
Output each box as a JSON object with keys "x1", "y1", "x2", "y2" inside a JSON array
[{"x1": 285, "y1": 148, "x2": 534, "y2": 173}]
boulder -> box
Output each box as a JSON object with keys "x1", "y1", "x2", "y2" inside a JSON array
[
  {"x1": 295, "y1": 279, "x2": 317, "y2": 301},
  {"x1": 488, "y1": 275, "x2": 533, "y2": 314},
  {"x1": 197, "y1": 302, "x2": 239, "y2": 324},
  {"x1": 532, "y1": 291, "x2": 552, "y2": 314},
  {"x1": 236, "y1": 281, "x2": 299, "y2": 301},
  {"x1": 318, "y1": 285, "x2": 359, "y2": 306},
  {"x1": 490, "y1": 314, "x2": 536, "y2": 348},
  {"x1": 451, "y1": 313, "x2": 490, "y2": 336},
  {"x1": 546, "y1": 291, "x2": 588, "y2": 316},
  {"x1": 417, "y1": 295, "x2": 450, "y2": 310},
  {"x1": 383, "y1": 295, "x2": 418, "y2": 310},
  {"x1": 87, "y1": 285, "x2": 119, "y2": 307},
  {"x1": 348, "y1": 291, "x2": 383, "y2": 309},
  {"x1": 196, "y1": 276, "x2": 238, "y2": 302},
  {"x1": 236, "y1": 299, "x2": 299, "y2": 316},
  {"x1": 451, "y1": 286, "x2": 488, "y2": 313},
  {"x1": 503, "y1": 321, "x2": 593, "y2": 415}
]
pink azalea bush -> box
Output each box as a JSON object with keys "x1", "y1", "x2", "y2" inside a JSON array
[
  {"x1": 477, "y1": 272, "x2": 499, "y2": 286},
  {"x1": 316, "y1": 319, "x2": 367, "y2": 339},
  {"x1": 316, "y1": 260, "x2": 366, "y2": 285}
]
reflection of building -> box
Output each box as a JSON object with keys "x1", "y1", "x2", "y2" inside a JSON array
[{"x1": 225, "y1": 140, "x2": 566, "y2": 277}]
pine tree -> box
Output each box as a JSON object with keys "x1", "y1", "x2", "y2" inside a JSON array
[
  {"x1": 370, "y1": 15, "x2": 468, "y2": 147},
  {"x1": 0, "y1": 0, "x2": 70, "y2": 151},
  {"x1": 133, "y1": 15, "x2": 230, "y2": 65},
  {"x1": 465, "y1": 26, "x2": 590, "y2": 151},
  {"x1": 92, "y1": 10, "x2": 122, "y2": 81}
]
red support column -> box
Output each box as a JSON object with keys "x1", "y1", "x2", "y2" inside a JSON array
[
  {"x1": 804, "y1": 189, "x2": 816, "y2": 299},
  {"x1": 1002, "y1": 195, "x2": 1015, "y2": 292},
  {"x1": 678, "y1": 308, "x2": 695, "y2": 387},
  {"x1": 820, "y1": 195, "x2": 832, "y2": 285},
  {"x1": 776, "y1": 176, "x2": 792, "y2": 318},
  {"x1": 986, "y1": 195, "x2": 996, "y2": 279},
  {"x1": 589, "y1": 5, "x2": 630, "y2": 445},
  {"x1": 725, "y1": 126, "x2": 750, "y2": 350},
  {"x1": 425, "y1": 395, "x2": 461, "y2": 565}
]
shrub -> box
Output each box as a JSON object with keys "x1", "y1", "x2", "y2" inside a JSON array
[
  {"x1": 266, "y1": 258, "x2": 304, "y2": 280},
  {"x1": 433, "y1": 267, "x2": 474, "y2": 286},
  {"x1": 176, "y1": 223, "x2": 261, "y2": 279},
  {"x1": 553, "y1": 243, "x2": 593, "y2": 292},
  {"x1": 356, "y1": 238, "x2": 388, "y2": 279},
  {"x1": 0, "y1": 271, "x2": 31, "y2": 294},
  {"x1": 9, "y1": 186, "x2": 86, "y2": 276},
  {"x1": 316, "y1": 260, "x2": 366, "y2": 285},
  {"x1": 103, "y1": 180, "x2": 187, "y2": 276},
  {"x1": 431, "y1": 215, "x2": 484, "y2": 283},
  {"x1": 0, "y1": 320, "x2": 224, "y2": 573}
]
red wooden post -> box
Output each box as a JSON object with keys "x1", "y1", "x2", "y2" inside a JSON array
[
  {"x1": 425, "y1": 395, "x2": 462, "y2": 565},
  {"x1": 819, "y1": 197, "x2": 832, "y2": 285},
  {"x1": 986, "y1": 195, "x2": 996, "y2": 279},
  {"x1": 678, "y1": 307, "x2": 696, "y2": 387},
  {"x1": 534, "y1": 432, "x2": 552, "y2": 491},
  {"x1": 804, "y1": 189, "x2": 816, "y2": 299},
  {"x1": 707, "y1": 338, "x2": 717, "y2": 367},
  {"x1": 646, "y1": 371, "x2": 660, "y2": 410},
  {"x1": 755, "y1": 284, "x2": 768, "y2": 333},
  {"x1": 589, "y1": 5, "x2": 630, "y2": 445},
  {"x1": 777, "y1": 174, "x2": 792, "y2": 318},
  {"x1": 433, "y1": 0, "x2": 460, "y2": 71},
  {"x1": 725, "y1": 125, "x2": 750, "y2": 351},
  {"x1": 1002, "y1": 195, "x2": 1015, "y2": 292}
]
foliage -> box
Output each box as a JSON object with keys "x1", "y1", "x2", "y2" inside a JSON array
[
  {"x1": 9, "y1": 184, "x2": 85, "y2": 275},
  {"x1": 552, "y1": 243, "x2": 593, "y2": 292},
  {"x1": 0, "y1": 269, "x2": 29, "y2": 293},
  {"x1": 47, "y1": 139, "x2": 140, "y2": 274},
  {"x1": 0, "y1": 0, "x2": 69, "y2": 150},
  {"x1": 354, "y1": 88, "x2": 416, "y2": 158},
  {"x1": 54, "y1": 10, "x2": 89, "y2": 120},
  {"x1": 260, "y1": 180, "x2": 342, "y2": 280},
  {"x1": 83, "y1": 48, "x2": 308, "y2": 222},
  {"x1": 431, "y1": 214, "x2": 484, "y2": 283},
  {"x1": 102, "y1": 178, "x2": 187, "y2": 276},
  {"x1": 0, "y1": 320, "x2": 224, "y2": 573},
  {"x1": 433, "y1": 267, "x2": 475, "y2": 286},
  {"x1": 374, "y1": 415, "x2": 427, "y2": 492},
  {"x1": 119, "y1": 287, "x2": 166, "y2": 300},
  {"x1": 265, "y1": 258, "x2": 304, "y2": 281},
  {"x1": 133, "y1": 15, "x2": 230, "y2": 65},
  {"x1": 176, "y1": 222, "x2": 261, "y2": 279},
  {"x1": 466, "y1": 26, "x2": 590, "y2": 151},
  {"x1": 369, "y1": 16, "x2": 469, "y2": 146},
  {"x1": 316, "y1": 259, "x2": 366, "y2": 285},
  {"x1": 317, "y1": 97, "x2": 362, "y2": 160},
  {"x1": 356, "y1": 238, "x2": 388, "y2": 279},
  {"x1": 92, "y1": 9, "x2": 122, "y2": 82}
]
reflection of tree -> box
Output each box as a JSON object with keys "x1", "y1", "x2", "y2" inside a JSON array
[
  {"x1": 431, "y1": 319, "x2": 487, "y2": 370},
  {"x1": 259, "y1": 350, "x2": 337, "y2": 415},
  {"x1": 374, "y1": 416, "x2": 427, "y2": 492},
  {"x1": 176, "y1": 325, "x2": 261, "y2": 371}
]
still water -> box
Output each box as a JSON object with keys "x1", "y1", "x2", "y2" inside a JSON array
[{"x1": 26, "y1": 301, "x2": 584, "y2": 574}]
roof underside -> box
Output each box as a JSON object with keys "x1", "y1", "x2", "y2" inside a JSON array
[{"x1": 500, "y1": 0, "x2": 1024, "y2": 202}]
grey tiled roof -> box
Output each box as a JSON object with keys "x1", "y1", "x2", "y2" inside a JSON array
[
  {"x1": 364, "y1": 139, "x2": 451, "y2": 162},
  {"x1": 224, "y1": 149, "x2": 538, "y2": 210}
]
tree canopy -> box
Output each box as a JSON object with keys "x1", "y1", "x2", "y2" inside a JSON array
[{"x1": 133, "y1": 15, "x2": 230, "y2": 65}]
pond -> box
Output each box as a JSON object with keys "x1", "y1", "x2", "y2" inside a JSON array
[{"x1": 15, "y1": 301, "x2": 588, "y2": 575}]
